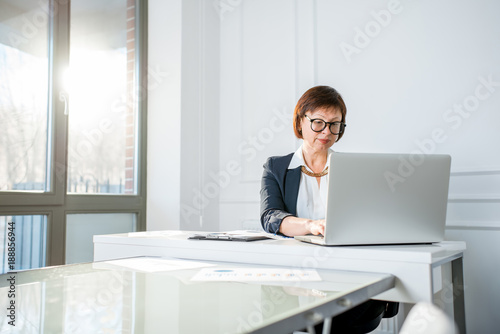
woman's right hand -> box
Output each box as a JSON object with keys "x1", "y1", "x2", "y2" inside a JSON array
[
  {"x1": 280, "y1": 216, "x2": 325, "y2": 237},
  {"x1": 306, "y1": 219, "x2": 325, "y2": 236}
]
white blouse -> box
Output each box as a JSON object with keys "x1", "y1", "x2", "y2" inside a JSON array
[{"x1": 288, "y1": 145, "x2": 333, "y2": 220}]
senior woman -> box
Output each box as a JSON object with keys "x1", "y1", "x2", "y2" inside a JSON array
[
  {"x1": 260, "y1": 86, "x2": 397, "y2": 333},
  {"x1": 260, "y1": 85, "x2": 346, "y2": 237}
]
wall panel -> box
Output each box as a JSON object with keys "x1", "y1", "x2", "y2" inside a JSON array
[{"x1": 217, "y1": 1, "x2": 500, "y2": 332}]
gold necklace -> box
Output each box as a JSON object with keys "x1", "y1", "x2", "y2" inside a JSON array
[{"x1": 300, "y1": 166, "x2": 329, "y2": 177}]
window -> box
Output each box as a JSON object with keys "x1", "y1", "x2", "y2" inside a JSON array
[
  {"x1": 1, "y1": 215, "x2": 47, "y2": 272},
  {"x1": 0, "y1": 0, "x2": 147, "y2": 272},
  {"x1": 0, "y1": 1, "x2": 49, "y2": 192},
  {"x1": 68, "y1": 0, "x2": 139, "y2": 195}
]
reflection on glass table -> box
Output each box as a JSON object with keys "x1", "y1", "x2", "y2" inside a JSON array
[{"x1": 0, "y1": 257, "x2": 394, "y2": 334}]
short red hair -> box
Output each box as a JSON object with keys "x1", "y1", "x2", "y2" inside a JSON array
[{"x1": 293, "y1": 86, "x2": 347, "y2": 141}]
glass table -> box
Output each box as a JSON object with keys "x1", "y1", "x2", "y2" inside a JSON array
[{"x1": 0, "y1": 257, "x2": 394, "y2": 333}]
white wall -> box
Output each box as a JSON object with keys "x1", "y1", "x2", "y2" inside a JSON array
[
  {"x1": 148, "y1": 0, "x2": 500, "y2": 332},
  {"x1": 147, "y1": 0, "x2": 182, "y2": 230},
  {"x1": 179, "y1": 0, "x2": 221, "y2": 231}
]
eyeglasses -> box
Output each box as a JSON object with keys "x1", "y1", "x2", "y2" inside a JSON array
[{"x1": 305, "y1": 115, "x2": 347, "y2": 135}]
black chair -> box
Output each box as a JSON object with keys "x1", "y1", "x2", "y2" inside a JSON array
[{"x1": 311, "y1": 301, "x2": 399, "y2": 334}]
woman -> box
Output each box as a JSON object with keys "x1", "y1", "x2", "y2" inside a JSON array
[
  {"x1": 260, "y1": 86, "x2": 396, "y2": 333},
  {"x1": 260, "y1": 85, "x2": 346, "y2": 237}
]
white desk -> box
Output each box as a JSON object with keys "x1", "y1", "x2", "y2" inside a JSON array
[{"x1": 94, "y1": 231, "x2": 467, "y2": 333}]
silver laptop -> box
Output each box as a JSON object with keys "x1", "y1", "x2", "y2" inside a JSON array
[{"x1": 295, "y1": 152, "x2": 451, "y2": 246}]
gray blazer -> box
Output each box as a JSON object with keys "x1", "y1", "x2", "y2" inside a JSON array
[{"x1": 260, "y1": 153, "x2": 301, "y2": 234}]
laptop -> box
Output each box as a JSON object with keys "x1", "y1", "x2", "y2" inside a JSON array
[{"x1": 295, "y1": 152, "x2": 451, "y2": 246}]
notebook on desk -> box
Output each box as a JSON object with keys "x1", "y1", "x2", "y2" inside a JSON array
[{"x1": 294, "y1": 152, "x2": 451, "y2": 246}]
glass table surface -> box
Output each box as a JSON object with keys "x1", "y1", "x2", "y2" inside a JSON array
[{"x1": 0, "y1": 257, "x2": 394, "y2": 334}]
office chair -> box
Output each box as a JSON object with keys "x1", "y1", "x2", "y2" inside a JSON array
[{"x1": 298, "y1": 301, "x2": 399, "y2": 334}]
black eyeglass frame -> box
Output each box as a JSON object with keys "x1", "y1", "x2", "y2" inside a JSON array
[{"x1": 304, "y1": 115, "x2": 347, "y2": 135}]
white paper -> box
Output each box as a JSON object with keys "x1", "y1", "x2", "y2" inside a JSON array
[
  {"x1": 190, "y1": 268, "x2": 322, "y2": 282},
  {"x1": 127, "y1": 230, "x2": 185, "y2": 237},
  {"x1": 99, "y1": 257, "x2": 214, "y2": 273}
]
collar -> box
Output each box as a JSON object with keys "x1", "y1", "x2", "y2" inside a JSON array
[{"x1": 288, "y1": 144, "x2": 333, "y2": 171}]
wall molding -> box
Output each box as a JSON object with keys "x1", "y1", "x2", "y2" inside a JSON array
[
  {"x1": 448, "y1": 168, "x2": 500, "y2": 202},
  {"x1": 446, "y1": 220, "x2": 500, "y2": 230},
  {"x1": 450, "y1": 168, "x2": 500, "y2": 176},
  {"x1": 448, "y1": 195, "x2": 500, "y2": 202},
  {"x1": 180, "y1": 0, "x2": 220, "y2": 230}
]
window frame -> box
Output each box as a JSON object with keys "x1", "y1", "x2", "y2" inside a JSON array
[{"x1": 0, "y1": 0, "x2": 148, "y2": 266}]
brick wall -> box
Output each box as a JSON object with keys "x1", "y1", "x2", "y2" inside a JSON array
[{"x1": 124, "y1": 0, "x2": 136, "y2": 194}]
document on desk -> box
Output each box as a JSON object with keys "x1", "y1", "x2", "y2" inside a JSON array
[
  {"x1": 190, "y1": 268, "x2": 321, "y2": 282},
  {"x1": 127, "y1": 230, "x2": 186, "y2": 237},
  {"x1": 97, "y1": 257, "x2": 214, "y2": 273},
  {"x1": 188, "y1": 230, "x2": 275, "y2": 241}
]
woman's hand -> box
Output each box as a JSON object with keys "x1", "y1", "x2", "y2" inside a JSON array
[
  {"x1": 306, "y1": 219, "x2": 325, "y2": 236},
  {"x1": 280, "y1": 216, "x2": 325, "y2": 237}
]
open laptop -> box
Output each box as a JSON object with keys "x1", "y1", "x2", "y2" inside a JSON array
[{"x1": 295, "y1": 152, "x2": 451, "y2": 246}]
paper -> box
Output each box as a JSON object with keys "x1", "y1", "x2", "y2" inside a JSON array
[
  {"x1": 127, "y1": 230, "x2": 185, "y2": 237},
  {"x1": 100, "y1": 257, "x2": 213, "y2": 273},
  {"x1": 190, "y1": 268, "x2": 322, "y2": 282}
]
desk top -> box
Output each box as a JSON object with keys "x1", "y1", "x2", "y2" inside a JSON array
[
  {"x1": 93, "y1": 231, "x2": 466, "y2": 303},
  {"x1": 94, "y1": 230, "x2": 466, "y2": 264},
  {"x1": 0, "y1": 257, "x2": 394, "y2": 334}
]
